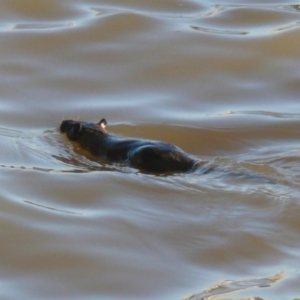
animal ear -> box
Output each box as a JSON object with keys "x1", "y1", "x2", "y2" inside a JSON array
[
  {"x1": 67, "y1": 123, "x2": 82, "y2": 140},
  {"x1": 98, "y1": 118, "x2": 107, "y2": 129}
]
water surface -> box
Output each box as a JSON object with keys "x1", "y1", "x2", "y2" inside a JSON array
[{"x1": 1, "y1": 1, "x2": 300, "y2": 299}]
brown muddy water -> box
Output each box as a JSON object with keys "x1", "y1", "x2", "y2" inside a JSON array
[{"x1": 0, "y1": 1, "x2": 300, "y2": 299}]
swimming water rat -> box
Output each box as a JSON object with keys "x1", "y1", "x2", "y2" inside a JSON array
[{"x1": 60, "y1": 119, "x2": 198, "y2": 173}]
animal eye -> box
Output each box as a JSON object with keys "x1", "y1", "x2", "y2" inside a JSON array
[{"x1": 68, "y1": 123, "x2": 82, "y2": 140}]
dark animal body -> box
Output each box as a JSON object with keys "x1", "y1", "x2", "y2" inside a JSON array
[{"x1": 60, "y1": 119, "x2": 199, "y2": 173}]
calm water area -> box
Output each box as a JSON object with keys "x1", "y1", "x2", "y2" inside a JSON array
[{"x1": 1, "y1": 1, "x2": 300, "y2": 299}]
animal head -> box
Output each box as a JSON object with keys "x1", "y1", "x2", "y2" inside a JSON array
[{"x1": 60, "y1": 118, "x2": 107, "y2": 141}]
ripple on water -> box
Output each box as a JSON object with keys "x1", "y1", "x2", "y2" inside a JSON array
[
  {"x1": 188, "y1": 5, "x2": 300, "y2": 36},
  {"x1": 5, "y1": 22, "x2": 75, "y2": 31},
  {"x1": 183, "y1": 271, "x2": 285, "y2": 300},
  {"x1": 6, "y1": 3, "x2": 300, "y2": 37}
]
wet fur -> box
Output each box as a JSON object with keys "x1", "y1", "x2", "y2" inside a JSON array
[{"x1": 60, "y1": 119, "x2": 198, "y2": 173}]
